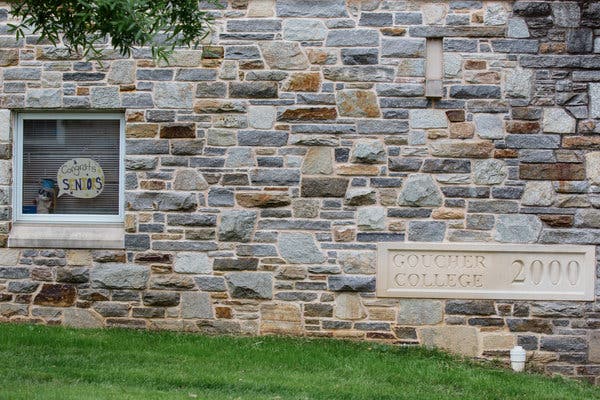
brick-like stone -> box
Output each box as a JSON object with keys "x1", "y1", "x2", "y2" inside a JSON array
[
  {"x1": 420, "y1": 326, "x2": 479, "y2": 357},
  {"x1": 226, "y1": 272, "x2": 273, "y2": 299},
  {"x1": 398, "y1": 300, "x2": 443, "y2": 325},
  {"x1": 90, "y1": 264, "x2": 149, "y2": 289},
  {"x1": 301, "y1": 177, "x2": 349, "y2": 197},
  {"x1": 519, "y1": 163, "x2": 585, "y2": 181}
]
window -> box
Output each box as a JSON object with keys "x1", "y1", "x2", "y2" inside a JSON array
[{"x1": 14, "y1": 113, "x2": 124, "y2": 224}]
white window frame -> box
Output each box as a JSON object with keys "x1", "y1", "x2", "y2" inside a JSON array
[{"x1": 13, "y1": 112, "x2": 125, "y2": 224}]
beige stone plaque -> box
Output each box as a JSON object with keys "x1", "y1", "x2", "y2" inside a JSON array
[{"x1": 377, "y1": 243, "x2": 596, "y2": 301}]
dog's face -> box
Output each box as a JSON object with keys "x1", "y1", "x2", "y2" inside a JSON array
[{"x1": 37, "y1": 189, "x2": 52, "y2": 201}]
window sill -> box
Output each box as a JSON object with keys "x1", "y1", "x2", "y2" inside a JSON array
[{"x1": 8, "y1": 223, "x2": 124, "y2": 249}]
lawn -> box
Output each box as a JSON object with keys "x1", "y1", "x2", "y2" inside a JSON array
[{"x1": 0, "y1": 324, "x2": 597, "y2": 400}]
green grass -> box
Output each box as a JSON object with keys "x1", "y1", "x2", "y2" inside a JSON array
[{"x1": 0, "y1": 324, "x2": 597, "y2": 400}]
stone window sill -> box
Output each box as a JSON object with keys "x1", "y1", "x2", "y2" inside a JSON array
[{"x1": 8, "y1": 223, "x2": 124, "y2": 249}]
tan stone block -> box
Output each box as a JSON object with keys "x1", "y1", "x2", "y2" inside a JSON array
[
  {"x1": 449, "y1": 122, "x2": 474, "y2": 139},
  {"x1": 336, "y1": 165, "x2": 379, "y2": 176},
  {"x1": 0, "y1": 249, "x2": 20, "y2": 266},
  {"x1": 466, "y1": 71, "x2": 500, "y2": 84},
  {"x1": 430, "y1": 140, "x2": 494, "y2": 158},
  {"x1": 368, "y1": 307, "x2": 396, "y2": 321},
  {"x1": 585, "y1": 152, "x2": 600, "y2": 185},
  {"x1": 139, "y1": 213, "x2": 152, "y2": 223},
  {"x1": 66, "y1": 250, "x2": 92, "y2": 267},
  {"x1": 388, "y1": 221, "x2": 406, "y2": 232},
  {"x1": 247, "y1": 0, "x2": 274, "y2": 17},
  {"x1": 287, "y1": 73, "x2": 321, "y2": 92},
  {"x1": 333, "y1": 227, "x2": 356, "y2": 242},
  {"x1": 432, "y1": 208, "x2": 465, "y2": 220},
  {"x1": 302, "y1": 147, "x2": 333, "y2": 175},
  {"x1": 427, "y1": 130, "x2": 449, "y2": 139},
  {"x1": 260, "y1": 303, "x2": 302, "y2": 335},
  {"x1": 335, "y1": 293, "x2": 366, "y2": 320},
  {"x1": 419, "y1": 326, "x2": 480, "y2": 357},
  {"x1": 307, "y1": 49, "x2": 335, "y2": 64},
  {"x1": 125, "y1": 123, "x2": 158, "y2": 138},
  {"x1": 380, "y1": 27, "x2": 406, "y2": 36},
  {"x1": 236, "y1": 193, "x2": 291, "y2": 208},
  {"x1": 528, "y1": 351, "x2": 558, "y2": 364},
  {"x1": 380, "y1": 188, "x2": 398, "y2": 206},
  {"x1": 337, "y1": 90, "x2": 380, "y2": 118},
  {"x1": 482, "y1": 333, "x2": 515, "y2": 350}
]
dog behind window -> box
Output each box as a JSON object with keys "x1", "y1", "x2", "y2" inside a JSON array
[{"x1": 35, "y1": 188, "x2": 54, "y2": 214}]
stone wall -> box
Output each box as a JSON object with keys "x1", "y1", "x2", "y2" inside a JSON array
[{"x1": 0, "y1": 0, "x2": 599, "y2": 383}]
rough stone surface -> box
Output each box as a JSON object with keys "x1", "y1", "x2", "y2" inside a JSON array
[
  {"x1": 90, "y1": 264, "x2": 149, "y2": 289},
  {"x1": 398, "y1": 300, "x2": 443, "y2": 325},
  {"x1": 586, "y1": 152, "x2": 600, "y2": 184},
  {"x1": 226, "y1": 272, "x2": 273, "y2": 299},
  {"x1": 248, "y1": 106, "x2": 276, "y2": 129},
  {"x1": 472, "y1": 159, "x2": 507, "y2": 185},
  {"x1": 302, "y1": 147, "x2": 333, "y2": 175},
  {"x1": 494, "y1": 214, "x2": 542, "y2": 243},
  {"x1": 337, "y1": 90, "x2": 380, "y2": 118},
  {"x1": 173, "y1": 169, "x2": 208, "y2": 191},
  {"x1": 335, "y1": 293, "x2": 366, "y2": 320},
  {"x1": 337, "y1": 251, "x2": 376, "y2": 274},
  {"x1": 410, "y1": 109, "x2": 447, "y2": 129},
  {"x1": 279, "y1": 232, "x2": 325, "y2": 264},
  {"x1": 181, "y1": 292, "x2": 214, "y2": 319},
  {"x1": 219, "y1": 210, "x2": 257, "y2": 242},
  {"x1": 407, "y1": 221, "x2": 446, "y2": 242},
  {"x1": 474, "y1": 113, "x2": 504, "y2": 139},
  {"x1": 357, "y1": 206, "x2": 386, "y2": 231},
  {"x1": 33, "y1": 284, "x2": 76, "y2": 307},
  {"x1": 398, "y1": 175, "x2": 442, "y2": 207},
  {"x1": 174, "y1": 252, "x2": 211, "y2": 274},
  {"x1": 63, "y1": 309, "x2": 104, "y2": 328},
  {"x1": 543, "y1": 108, "x2": 576, "y2": 134},
  {"x1": 420, "y1": 326, "x2": 479, "y2": 357},
  {"x1": 259, "y1": 42, "x2": 309, "y2": 70},
  {"x1": 521, "y1": 181, "x2": 555, "y2": 206},
  {"x1": 261, "y1": 303, "x2": 302, "y2": 335},
  {"x1": 350, "y1": 140, "x2": 386, "y2": 164},
  {"x1": 283, "y1": 19, "x2": 327, "y2": 41}
]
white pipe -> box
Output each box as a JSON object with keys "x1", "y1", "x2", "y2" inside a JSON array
[{"x1": 510, "y1": 345, "x2": 527, "y2": 372}]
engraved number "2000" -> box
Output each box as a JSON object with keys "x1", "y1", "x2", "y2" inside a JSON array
[{"x1": 511, "y1": 259, "x2": 580, "y2": 286}]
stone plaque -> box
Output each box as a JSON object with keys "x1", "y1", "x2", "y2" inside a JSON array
[{"x1": 377, "y1": 243, "x2": 596, "y2": 301}]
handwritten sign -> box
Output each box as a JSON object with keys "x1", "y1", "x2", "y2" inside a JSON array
[{"x1": 57, "y1": 158, "x2": 104, "y2": 198}]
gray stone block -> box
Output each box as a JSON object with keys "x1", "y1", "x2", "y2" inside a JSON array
[
  {"x1": 398, "y1": 175, "x2": 442, "y2": 207},
  {"x1": 494, "y1": 214, "x2": 542, "y2": 243},
  {"x1": 279, "y1": 232, "x2": 325, "y2": 264},
  {"x1": 91, "y1": 264, "x2": 149, "y2": 289},
  {"x1": 181, "y1": 292, "x2": 214, "y2": 319},
  {"x1": 276, "y1": 0, "x2": 347, "y2": 17},
  {"x1": 218, "y1": 210, "x2": 257, "y2": 242},
  {"x1": 328, "y1": 275, "x2": 376, "y2": 292},
  {"x1": 226, "y1": 272, "x2": 273, "y2": 299},
  {"x1": 407, "y1": 221, "x2": 446, "y2": 242},
  {"x1": 238, "y1": 130, "x2": 288, "y2": 146},
  {"x1": 398, "y1": 299, "x2": 443, "y2": 325},
  {"x1": 326, "y1": 29, "x2": 379, "y2": 47}
]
